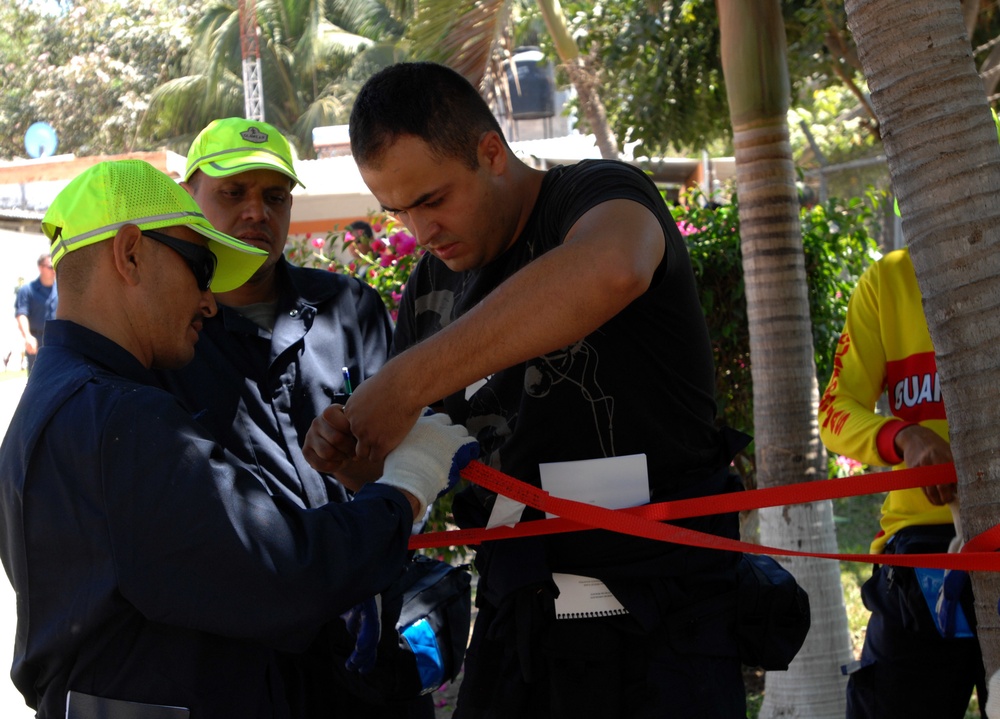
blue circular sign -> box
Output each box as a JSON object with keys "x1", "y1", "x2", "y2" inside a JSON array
[{"x1": 24, "y1": 122, "x2": 59, "y2": 159}]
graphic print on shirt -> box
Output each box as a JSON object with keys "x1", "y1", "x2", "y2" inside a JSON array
[
  {"x1": 886, "y1": 351, "x2": 946, "y2": 422},
  {"x1": 525, "y1": 338, "x2": 615, "y2": 457},
  {"x1": 413, "y1": 288, "x2": 457, "y2": 327},
  {"x1": 819, "y1": 332, "x2": 851, "y2": 435},
  {"x1": 464, "y1": 377, "x2": 515, "y2": 470}
]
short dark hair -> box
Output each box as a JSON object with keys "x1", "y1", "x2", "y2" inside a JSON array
[
  {"x1": 350, "y1": 62, "x2": 504, "y2": 170},
  {"x1": 346, "y1": 220, "x2": 374, "y2": 240}
]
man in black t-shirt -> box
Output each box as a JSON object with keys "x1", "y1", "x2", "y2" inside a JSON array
[{"x1": 304, "y1": 62, "x2": 746, "y2": 718}]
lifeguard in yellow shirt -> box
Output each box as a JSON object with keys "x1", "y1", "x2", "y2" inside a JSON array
[{"x1": 819, "y1": 248, "x2": 985, "y2": 719}]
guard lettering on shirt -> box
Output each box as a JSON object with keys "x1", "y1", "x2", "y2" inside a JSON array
[{"x1": 886, "y1": 351, "x2": 946, "y2": 422}]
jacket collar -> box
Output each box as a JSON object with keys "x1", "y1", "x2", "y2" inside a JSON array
[{"x1": 42, "y1": 319, "x2": 158, "y2": 387}]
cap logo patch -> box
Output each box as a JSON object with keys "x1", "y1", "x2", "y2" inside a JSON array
[{"x1": 240, "y1": 127, "x2": 269, "y2": 144}]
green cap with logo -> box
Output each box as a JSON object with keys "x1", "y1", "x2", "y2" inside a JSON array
[
  {"x1": 184, "y1": 117, "x2": 304, "y2": 187},
  {"x1": 41, "y1": 159, "x2": 268, "y2": 293}
]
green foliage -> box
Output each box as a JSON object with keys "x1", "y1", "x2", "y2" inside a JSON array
[
  {"x1": 572, "y1": 0, "x2": 891, "y2": 163},
  {"x1": 139, "y1": 0, "x2": 404, "y2": 158},
  {"x1": 800, "y1": 192, "x2": 884, "y2": 389},
  {"x1": 581, "y1": 0, "x2": 730, "y2": 156},
  {"x1": 0, "y1": 0, "x2": 196, "y2": 160},
  {"x1": 675, "y1": 191, "x2": 750, "y2": 433},
  {"x1": 673, "y1": 187, "x2": 882, "y2": 440},
  {"x1": 788, "y1": 84, "x2": 880, "y2": 168},
  {"x1": 783, "y1": 0, "x2": 854, "y2": 100}
]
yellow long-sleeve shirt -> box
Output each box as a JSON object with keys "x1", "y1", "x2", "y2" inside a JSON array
[{"x1": 819, "y1": 248, "x2": 952, "y2": 552}]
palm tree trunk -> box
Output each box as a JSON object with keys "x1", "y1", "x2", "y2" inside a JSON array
[
  {"x1": 535, "y1": 0, "x2": 619, "y2": 159},
  {"x1": 718, "y1": 1, "x2": 853, "y2": 715},
  {"x1": 845, "y1": 0, "x2": 1000, "y2": 676}
]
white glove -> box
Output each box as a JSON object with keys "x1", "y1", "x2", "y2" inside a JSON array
[{"x1": 376, "y1": 412, "x2": 479, "y2": 517}]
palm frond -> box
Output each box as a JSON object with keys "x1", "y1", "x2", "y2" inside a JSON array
[{"x1": 406, "y1": 0, "x2": 512, "y2": 94}]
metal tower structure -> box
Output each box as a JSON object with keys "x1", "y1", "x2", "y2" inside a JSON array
[{"x1": 238, "y1": 0, "x2": 265, "y2": 121}]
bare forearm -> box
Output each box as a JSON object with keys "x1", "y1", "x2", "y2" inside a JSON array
[
  {"x1": 15, "y1": 315, "x2": 31, "y2": 341},
  {"x1": 344, "y1": 200, "x2": 665, "y2": 460},
  {"x1": 394, "y1": 206, "x2": 663, "y2": 408}
]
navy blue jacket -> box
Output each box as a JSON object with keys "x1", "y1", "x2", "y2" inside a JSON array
[
  {"x1": 157, "y1": 259, "x2": 393, "y2": 508},
  {"x1": 0, "y1": 320, "x2": 412, "y2": 718}
]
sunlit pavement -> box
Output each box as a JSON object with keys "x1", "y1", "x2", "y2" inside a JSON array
[{"x1": 0, "y1": 374, "x2": 38, "y2": 717}]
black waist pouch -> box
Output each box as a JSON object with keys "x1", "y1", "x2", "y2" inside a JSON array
[{"x1": 735, "y1": 554, "x2": 811, "y2": 670}]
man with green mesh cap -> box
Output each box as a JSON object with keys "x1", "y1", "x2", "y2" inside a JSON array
[
  {"x1": 0, "y1": 159, "x2": 476, "y2": 718},
  {"x1": 165, "y1": 117, "x2": 394, "y2": 505},
  {"x1": 42, "y1": 157, "x2": 267, "y2": 292},
  {"x1": 161, "y1": 121, "x2": 431, "y2": 715}
]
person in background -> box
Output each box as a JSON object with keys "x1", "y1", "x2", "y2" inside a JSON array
[
  {"x1": 0, "y1": 159, "x2": 475, "y2": 719},
  {"x1": 819, "y1": 247, "x2": 986, "y2": 718},
  {"x1": 14, "y1": 253, "x2": 57, "y2": 374},
  {"x1": 156, "y1": 118, "x2": 434, "y2": 717},
  {"x1": 306, "y1": 61, "x2": 749, "y2": 719},
  {"x1": 347, "y1": 219, "x2": 376, "y2": 257}
]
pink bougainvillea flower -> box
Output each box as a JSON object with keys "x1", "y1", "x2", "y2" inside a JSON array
[
  {"x1": 311, "y1": 236, "x2": 325, "y2": 249},
  {"x1": 378, "y1": 253, "x2": 394, "y2": 268},
  {"x1": 391, "y1": 290, "x2": 403, "y2": 304},
  {"x1": 371, "y1": 239, "x2": 386, "y2": 255},
  {"x1": 391, "y1": 231, "x2": 417, "y2": 256},
  {"x1": 676, "y1": 221, "x2": 696, "y2": 236},
  {"x1": 372, "y1": 223, "x2": 383, "y2": 233},
  {"x1": 836, "y1": 455, "x2": 863, "y2": 475},
  {"x1": 345, "y1": 231, "x2": 357, "y2": 244}
]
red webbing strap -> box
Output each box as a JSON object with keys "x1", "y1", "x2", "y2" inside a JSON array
[
  {"x1": 409, "y1": 461, "x2": 1000, "y2": 570},
  {"x1": 960, "y1": 523, "x2": 1000, "y2": 553},
  {"x1": 411, "y1": 462, "x2": 955, "y2": 549}
]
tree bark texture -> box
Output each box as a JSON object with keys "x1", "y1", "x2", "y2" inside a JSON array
[
  {"x1": 845, "y1": 0, "x2": 1000, "y2": 676},
  {"x1": 718, "y1": 1, "x2": 853, "y2": 715}
]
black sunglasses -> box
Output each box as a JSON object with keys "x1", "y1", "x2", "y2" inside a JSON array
[{"x1": 142, "y1": 230, "x2": 218, "y2": 291}]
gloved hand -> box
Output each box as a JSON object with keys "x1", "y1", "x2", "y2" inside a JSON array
[
  {"x1": 340, "y1": 594, "x2": 382, "y2": 674},
  {"x1": 376, "y1": 412, "x2": 479, "y2": 516}
]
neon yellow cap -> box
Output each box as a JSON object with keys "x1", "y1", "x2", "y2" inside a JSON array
[
  {"x1": 41, "y1": 159, "x2": 268, "y2": 293},
  {"x1": 184, "y1": 117, "x2": 304, "y2": 187}
]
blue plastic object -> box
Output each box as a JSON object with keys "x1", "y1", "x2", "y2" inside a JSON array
[{"x1": 400, "y1": 617, "x2": 445, "y2": 694}]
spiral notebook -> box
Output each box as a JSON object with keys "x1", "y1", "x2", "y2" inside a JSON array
[
  {"x1": 552, "y1": 572, "x2": 628, "y2": 619},
  {"x1": 540, "y1": 455, "x2": 647, "y2": 620}
]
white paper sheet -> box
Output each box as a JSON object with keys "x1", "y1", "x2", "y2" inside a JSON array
[{"x1": 538, "y1": 453, "x2": 649, "y2": 519}]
